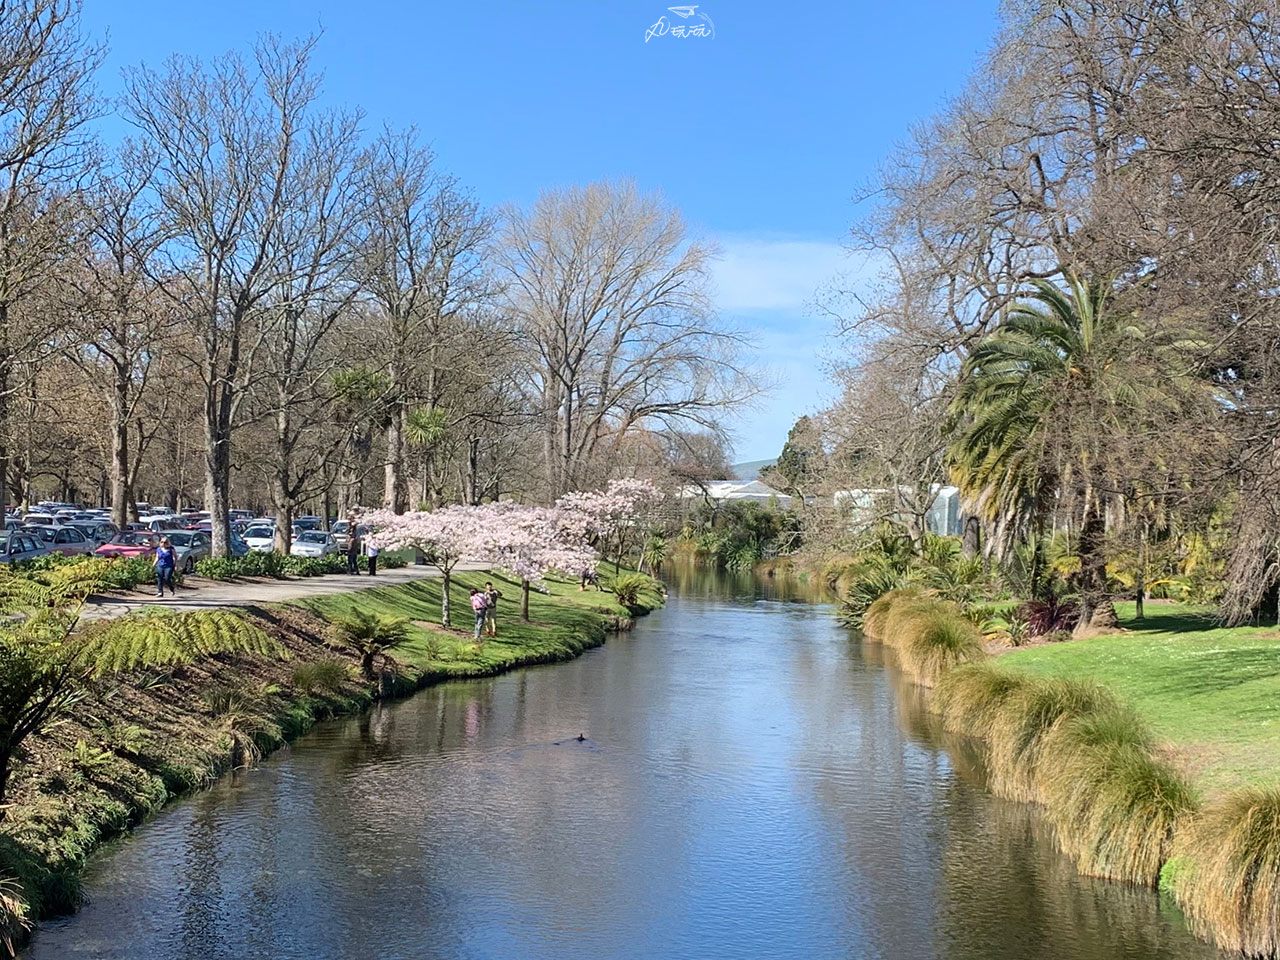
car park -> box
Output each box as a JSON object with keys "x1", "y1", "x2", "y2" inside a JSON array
[
  {"x1": 69, "y1": 520, "x2": 118, "y2": 545},
  {"x1": 165, "y1": 530, "x2": 212, "y2": 573},
  {"x1": 241, "y1": 524, "x2": 276, "y2": 552},
  {"x1": 0, "y1": 531, "x2": 47, "y2": 563},
  {"x1": 330, "y1": 521, "x2": 369, "y2": 552},
  {"x1": 290, "y1": 530, "x2": 338, "y2": 557},
  {"x1": 96, "y1": 531, "x2": 158, "y2": 559},
  {"x1": 25, "y1": 524, "x2": 95, "y2": 556}
]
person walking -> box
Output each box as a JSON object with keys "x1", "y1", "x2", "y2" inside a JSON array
[
  {"x1": 154, "y1": 537, "x2": 177, "y2": 597},
  {"x1": 483, "y1": 581, "x2": 503, "y2": 638},
  {"x1": 469, "y1": 588, "x2": 488, "y2": 640},
  {"x1": 367, "y1": 541, "x2": 379, "y2": 576},
  {"x1": 346, "y1": 518, "x2": 361, "y2": 575}
]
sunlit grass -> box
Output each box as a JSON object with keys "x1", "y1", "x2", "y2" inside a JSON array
[
  {"x1": 292, "y1": 570, "x2": 635, "y2": 678},
  {"x1": 1003, "y1": 600, "x2": 1280, "y2": 789}
]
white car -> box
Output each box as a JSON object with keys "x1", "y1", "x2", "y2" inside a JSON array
[
  {"x1": 290, "y1": 530, "x2": 337, "y2": 557},
  {"x1": 242, "y1": 524, "x2": 277, "y2": 552}
]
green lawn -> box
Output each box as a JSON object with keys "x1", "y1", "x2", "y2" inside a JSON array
[
  {"x1": 291, "y1": 570, "x2": 643, "y2": 678},
  {"x1": 1002, "y1": 600, "x2": 1280, "y2": 791}
]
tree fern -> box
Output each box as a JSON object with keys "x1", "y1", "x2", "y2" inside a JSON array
[{"x1": 77, "y1": 610, "x2": 285, "y2": 678}]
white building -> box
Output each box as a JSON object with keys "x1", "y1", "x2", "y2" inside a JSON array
[{"x1": 679, "y1": 479, "x2": 794, "y2": 509}]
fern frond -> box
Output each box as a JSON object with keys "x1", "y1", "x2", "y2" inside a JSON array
[{"x1": 76, "y1": 610, "x2": 286, "y2": 678}]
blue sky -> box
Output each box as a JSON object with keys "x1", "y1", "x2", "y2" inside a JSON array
[{"x1": 82, "y1": 0, "x2": 1000, "y2": 462}]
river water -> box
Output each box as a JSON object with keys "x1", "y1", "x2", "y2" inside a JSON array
[{"x1": 24, "y1": 569, "x2": 1222, "y2": 960}]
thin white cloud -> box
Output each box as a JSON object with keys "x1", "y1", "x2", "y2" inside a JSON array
[{"x1": 709, "y1": 234, "x2": 850, "y2": 313}]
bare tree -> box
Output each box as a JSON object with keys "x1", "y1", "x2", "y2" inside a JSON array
[
  {"x1": 355, "y1": 130, "x2": 493, "y2": 513},
  {"x1": 497, "y1": 180, "x2": 756, "y2": 498},
  {"x1": 124, "y1": 35, "x2": 326, "y2": 555},
  {"x1": 62, "y1": 143, "x2": 179, "y2": 527},
  {"x1": 0, "y1": 0, "x2": 102, "y2": 518}
]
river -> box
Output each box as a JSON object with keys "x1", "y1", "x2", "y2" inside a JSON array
[{"x1": 24, "y1": 569, "x2": 1222, "y2": 959}]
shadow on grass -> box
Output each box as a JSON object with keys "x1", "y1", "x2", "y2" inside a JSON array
[{"x1": 1120, "y1": 610, "x2": 1223, "y2": 634}]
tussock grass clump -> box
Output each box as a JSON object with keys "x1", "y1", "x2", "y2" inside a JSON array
[
  {"x1": 1042, "y1": 712, "x2": 1198, "y2": 885},
  {"x1": 292, "y1": 657, "x2": 349, "y2": 695},
  {"x1": 896, "y1": 602, "x2": 986, "y2": 686},
  {"x1": 987, "y1": 676, "x2": 1117, "y2": 804},
  {"x1": 934, "y1": 662, "x2": 1034, "y2": 734},
  {"x1": 879, "y1": 594, "x2": 938, "y2": 647},
  {"x1": 1174, "y1": 786, "x2": 1280, "y2": 957},
  {"x1": 862, "y1": 588, "x2": 921, "y2": 641}
]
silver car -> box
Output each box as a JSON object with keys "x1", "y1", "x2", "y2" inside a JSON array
[
  {"x1": 164, "y1": 530, "x2": 213, "y2": 573},
  {"x1": 0, "y1": 531, "x2": 48, "y2": 563},
  {"x1": 28, "y1": 524, "x2": 96, "y2": 556}
]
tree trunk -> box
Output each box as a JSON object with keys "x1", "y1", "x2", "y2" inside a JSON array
[
  {"x1": 441, "y1": 568, "x2": 452, "y2": 627},
  {"x1": 110, "y1": 374, "x2": 131, "y2": 529},
  {"x1": 206, "y1": 384, "x2": 234, "y2": 557},
  {"x1": 272, "y1": 405, "x2": 294, "y2": 554},
  {"x1": 521, "y1": 578, "x2": 530, "y2": 621},
  {"x1": 1074, "y1": 503, "x2": 1118, "y2": 634},
  {"x1": 464, "y1": 435, "x2": 480, "y2": 506},
  {"x1": 384, "y1": 407, "x2": 407, "y2": 513},
  {"x1": 961, "y1": 515, "x2": 981, "y2": 558}
]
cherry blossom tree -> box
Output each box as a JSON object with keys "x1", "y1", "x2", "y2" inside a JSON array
[
  {"x1": 472, "y1": 503, "x2": 597, "y2": 620},
  {"x1": 556, "y1": 478, "x2": 663, "y2": 572},
  {"x1": 361, "y1": 505, "x2": 484, "y2": 627}
]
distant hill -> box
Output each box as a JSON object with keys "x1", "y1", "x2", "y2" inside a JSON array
[{"x1": 729, "y1": 458, "x2": 776, "y2": 481}]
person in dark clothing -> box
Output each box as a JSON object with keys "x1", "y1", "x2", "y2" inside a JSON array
[
  {"x1": 367, "y1": 543, "x2": 379, "y2": 576},
  {"x1": 483, "y1": 581, "x2": 503, "y2": 637},
  {"x1": 346, "y1": 518, "x2": 361, "y2": 575}
]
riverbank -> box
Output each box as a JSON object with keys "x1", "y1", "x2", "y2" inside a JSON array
[
  {"x1": 0, "y1": 570, "x2": 659, "y2": 951},
  {"x1": 864, "y1": 589, "x2": 1280, "y2": 957}
]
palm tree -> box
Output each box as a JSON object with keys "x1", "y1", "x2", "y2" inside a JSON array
[
  {"x1": 332, "y1": 608, "x2": 410, "y2": 682},
  {"x1": 948, "y1": 273, "x2": 1151, "y2": 632}
]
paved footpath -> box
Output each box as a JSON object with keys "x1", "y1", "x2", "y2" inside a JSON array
[{"x1": 82, "y1": 561, "x2": 490, "y2": 621}]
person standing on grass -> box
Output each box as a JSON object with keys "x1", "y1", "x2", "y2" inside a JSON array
[
  {"x1": 367, "y1": 541, "x2": 379, "y2": 576},
  {"x1": 483, "y1": 581, "x2": 503, "y2": 637},
  {"x1": 154, "y1": 537, "x2": 177, "y2": 597},
  {"x1": 346, "y1": 517, "x2": 361, "y2": 575},
  {"x1": 469, "y1": 588, "x2": 488, "y2": 640}
]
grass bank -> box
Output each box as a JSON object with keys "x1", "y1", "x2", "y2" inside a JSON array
[
  {"x1": 865, "y1": 589, "x2": 1280, "y2": 957},
  {"x1": 0, "y1": 569, "x2": 658, "y2": 950}
]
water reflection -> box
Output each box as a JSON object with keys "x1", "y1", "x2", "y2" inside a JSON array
[{"x1": 24, "y1": 566, "x2": 1222, "y2": 960}]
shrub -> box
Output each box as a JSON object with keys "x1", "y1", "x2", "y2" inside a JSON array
[
  {"x1": 195, "y1": 556, "x2": 240, "y2": 580},
  {"x1": 1040, "y1": 703, "x2": 1197, "y2": 884},
  {"x1": 1174, "y1": 786, "x2": 1280, "y2": 957},
  {"x1": 292, "y1": 657, "x2": 349, "y2": 694},
  {"x1": 282, "y1": 555, "x2": 346, "y2": 577},
  {"x1": 986, "y1": 676, "x2": 1118, "y2": 804},
  {"x1": 895, "y1": 601, "x2": 986, "y2": 686},
  {"x1": 1017, "y1": 596, "x2": 1080, "y2": 636},
  {"x1": 934, "y1": 662, "x2": 1034, "y2": 735},
  {"x1": 237, "y1": 551, "x2": 287, "y2": 578},
  {"x1": 381, "y1": 552, "x2": 408, "y2": 570},
  {"x1": 611, "y1": 572, "x2": 662, "y2": 611}
]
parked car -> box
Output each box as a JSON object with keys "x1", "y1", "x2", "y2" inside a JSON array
[
  {"x1": 21, "y1": 512, "x2": 58, "y2": 526},
  {"x1": 291, "y1": 530, "x2": 338, "y2": 557},
  {"x1": 294, "y1": 515, "x2": 324, "y2": 531},
  {"x1": 25, "y1": 524, "x2": 95, "y2": 556},
  {"x1": 68, "y1": 520, "x2": 118, "y2": 545},
  {"x1": 330, "y1": 521, "x2": 369, "y2": 552},
  {"x1": 136, "y1": 515, "x2": 187, "y2": 534},
  {"x1": 241, "y1": 524, "x2": 276, "y2": 552},
  {"x1": 96, "y1": 531, "x2": 159, "y2": 559},
  {"x1": 229, "y1": 531, "x2": 251, "y2": 557},
  {"x1": 165, "y1": 530, "x2": 212, "y2": 573},
  {"x1": 228, "y1": 509, "x2": 255, "y2": 524},
  {"x1": 0, "y1": 531, "x2": 47, "y2": 563}
]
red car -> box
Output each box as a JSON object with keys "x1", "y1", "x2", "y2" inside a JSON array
[{"x1": 95, "y1": 531, "x2": 158, "y2": 558}]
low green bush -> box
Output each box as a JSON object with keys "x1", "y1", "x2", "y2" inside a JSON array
[
  {"x1": 282, "y1": 555, "x2": 346, "y2": 577},
  {"x1": 609, "y1": 572, "x2": 663, "y2": 612},
  {"x1": 194, "y1": 556, "x2": 241, "y2": 580},
  {"x1": 292, "y1": 657, "x2": 349, "y2": 694}
]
